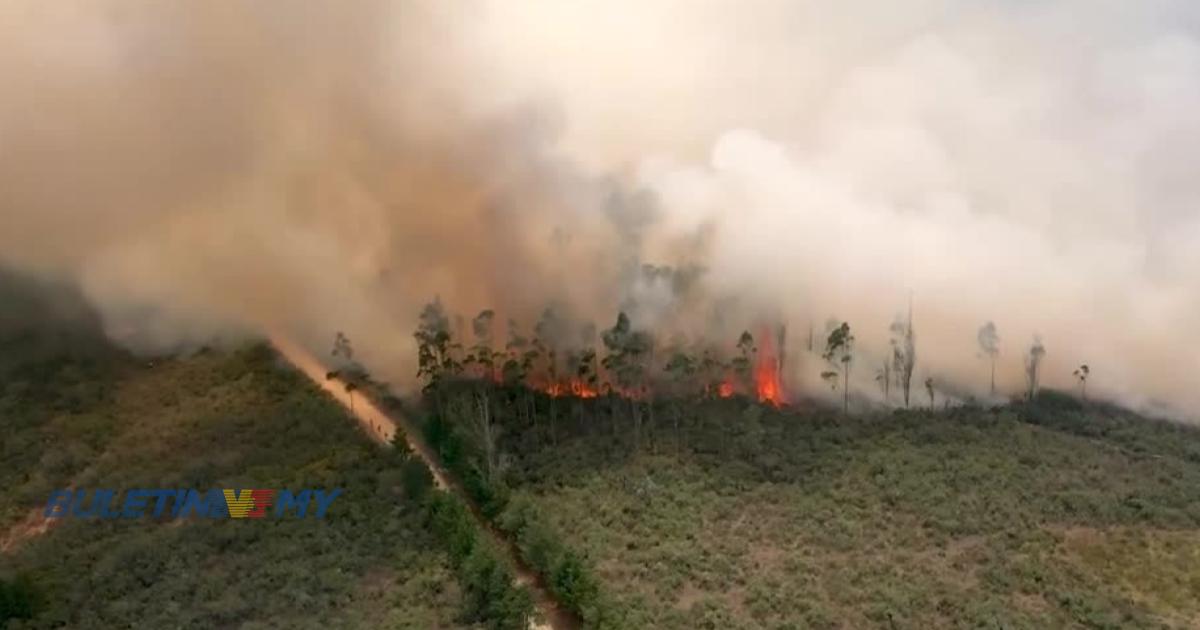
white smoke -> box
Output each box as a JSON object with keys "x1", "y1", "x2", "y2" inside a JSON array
[
  {"x1": 471, "y1": 1, "x2": 1200, "y2": 417},
  {"x1": 1, "y1": 1, "x2": 1198, "y2": 418}
]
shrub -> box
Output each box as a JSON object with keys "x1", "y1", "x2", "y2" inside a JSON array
[
  {"x1": 423, "y1": 391, "x2": 622, "y2": 628},
  {"x1": 551, "y1": 549, "x2": 600, "y2": 613},
  {"x1": 389, "y1": 430, "x2": 414, "y2": 458},
  {"x1": 424, "y1": 491, "x2": 534, "y2": 630},
  {"x1": 423, "y1": 413, "x2": 466, "y2": 471},
  {"x1": 461, "y1": 543, "x2": 533, "y2": 630},
  {"x1": 0, "y1": 573, "x2": 44, "y2": 626},
  {"x1": 401, "y1": 458, "x2": 434, "y2": 502},
  {"x1": 497, "y1": 496, "x2": 621, "y2": 628},
  {"x1": 427, "y1": 493, "x2": 479, "y2": 563}
]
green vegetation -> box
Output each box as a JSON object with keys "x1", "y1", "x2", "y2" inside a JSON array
[
  {"x1": 6, "y1": 278, "x2": 1199, "y2": 630},
  {"x1": 417, "y1": 328, "x2": 1200, "y2": 629},
  {"x1": 408, "y1": 295, "x2": 1200, "y2": 629},
  {"x1": 413, "y1": 299, "x2": 624, "y2": 628},
  {"x1": 425, "y1": 492, "x2": 534, "y2": 630},
  {"x1": 0, "y1": 330, "x2": 471, "y2": 628},
  {"x1": 0, "y1": 575, "x2": 43, "y2": 627},
  {"x1": 420, "y1": 388, "x2": 622, "y2": 628},
  {"x1": 496, "y1": 394, "x2": 1200, "y2": 629},
  {"x1": 498, "y1": 496, "x2": 621, "y2": 628}
]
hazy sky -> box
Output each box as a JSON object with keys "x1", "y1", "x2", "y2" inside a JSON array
[{"x1": 1, "y1": 1, "x2": 1198, "y2": 417}]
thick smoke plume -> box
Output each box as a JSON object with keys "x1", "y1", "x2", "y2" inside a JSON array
[{"x1": 2, "y1": 1, "x2": 1199, "y2": 419}]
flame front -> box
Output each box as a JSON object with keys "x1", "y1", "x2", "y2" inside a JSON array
[
  {"x1": 754, "y1": 328, "x2": 786, "y2": 406},
  {"x1": 547, "y1": 378, "x2": 599, "y2": 399}
]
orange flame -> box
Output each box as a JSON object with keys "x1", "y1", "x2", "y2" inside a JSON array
[
  {"x1": 545, "y1": 378, "x2": 599, "y2": 399},
  {"x1": 569, "y1": 379, "x2": 599, "y2": 398},
  {"x1": 754, "y1": 327, "x2": 786, "y2": 406},
  {"x1": 717, "y1": 380, "x2": 734, "y2": 398}
]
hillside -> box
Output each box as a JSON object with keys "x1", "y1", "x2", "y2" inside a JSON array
[
  {"x1": 486, "y1": 395, "x2": 1200, "y2": 629},
  {"x1": 3, "y1": 273, "x2": 1199, "y2": 629},
  {"x1": 0, "y1": 289, "x2": 471, "y2": 629}
]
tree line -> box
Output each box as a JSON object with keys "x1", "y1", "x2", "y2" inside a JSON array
[
  {"x1": 822, "y1": 312, "x2": 1091, "y2": 414},
  {"x1": 398, "y1": 297, "x2": 1096, "y2": 429}
]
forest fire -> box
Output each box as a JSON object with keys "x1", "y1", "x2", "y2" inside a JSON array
[
  {"x1": 547, "y1": 379, "x2": 599, "y2": 399},
  {"x1": 753, "y1": 325, "x2": 786, "y2": 406},
  {"x1": 754, "y1": 359, "x2": 784, "y2": 405},
  {"x1": 415, "y1": 299, "x2": 789, "y2": 408}
]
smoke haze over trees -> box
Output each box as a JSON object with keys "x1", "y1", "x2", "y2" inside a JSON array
[{"x1": 1, "y1": 1, "x2": 1199, "y2": 419}]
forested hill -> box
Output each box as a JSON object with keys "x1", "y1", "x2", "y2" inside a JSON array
[{"x1": 0, "y1": 273, "x2": 473, "y2": 629}]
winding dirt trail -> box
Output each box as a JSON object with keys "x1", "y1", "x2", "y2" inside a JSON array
[{"x1": 269, "y1": 335, "x2": 573, "y2": 630}]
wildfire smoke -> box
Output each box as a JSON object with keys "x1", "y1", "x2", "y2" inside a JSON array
[{"x1": 0, "y1": 1, "x2": 1199, "y2": 420}]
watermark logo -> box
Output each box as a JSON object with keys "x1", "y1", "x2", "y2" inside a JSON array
[{"x1": 44, "y1": 488, "x2": 343, "y2": 519}]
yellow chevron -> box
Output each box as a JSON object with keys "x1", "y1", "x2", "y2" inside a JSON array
[{"x1": 223, "y1": 489, "x2": 255, "y2": 518}]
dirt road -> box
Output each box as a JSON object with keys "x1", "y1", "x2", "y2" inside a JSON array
[{"x1": 269, "y1": 335, "x2": 569, "y2": 630}]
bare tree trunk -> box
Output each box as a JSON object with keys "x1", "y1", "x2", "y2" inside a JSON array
[
  {"x1": 528, "y1": 391, "x2": 538, "y2": 443},
  {"x1": 884, "y1": 363, "x2": 890, "y2": 403},
  {"x1": 990, "y1": 358, "x2": 996, "y2": 396},
  {"x1": 609, "y1": 394, "x2": 618, "y2": 437},
  {"x1": 474, "y1": 386, "x2": 495, "y2": 481},
  {"x1": 630, "y1": 397, "x2": 640, "y2": 452},
  {"x1": 1028, "y1": 363, "x2": 1039, "y2": 401},
  {"x1": 843, "y1": 367, "x2": 850, "y2": 415}
]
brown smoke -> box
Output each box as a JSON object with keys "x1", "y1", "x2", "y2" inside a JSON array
[{"x1": 1, "y1": 1, "x2": 1198, "y2": 419}]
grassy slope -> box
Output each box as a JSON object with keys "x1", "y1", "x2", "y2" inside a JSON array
[
  {"x1": 1, "y1": 341, "x2": 470, "y2": 629},
  {"x1": 503, "y1": 398, "x2": 1200, "y2": 629}
]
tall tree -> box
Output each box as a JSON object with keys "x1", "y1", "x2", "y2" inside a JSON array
[
  {"x1": 467, "y1": 309, "x2": 497, "y2": 381},
  {"x1": 502, "y1": 319, "x2": 529, "y2": 385},
  {"x1": 1024, "y1": 337, "x2": 1047, "y2": 400},
  {"x1": 331, "y1": 331, "x2": 362, "y2": 412},
  {"x1": 875, "y1": 360, "x2": 891, "y2": 402},
  {"x1": 465, "y1": 309, "x2": 500, "y2": 477},
  {"x1": 892, "y1": 321, "x2": 916, "y2": 405},
  {"x1": 823, "y1": 322, "x2": 855, "y2": 415},
  {"x1": 332, "y1": 331, "x2": 354, "y2": 363},
  {"x1": 577, "y1": 348, "x2": 599, "y2": 393},
  {"x1": 664, "y1": 349, "x2": 697, "y2": 451},
  {"x1": 534, "y1": 307, "x2": 569, "y2": 442},
  {"x1": 924, "y1": 376, "x2": 935, "y2": 410},
  {"x1": 977, "y1": 321, "x2": 1000, "y2": 396},
  {"x1": 570, "y1": 345, "x2": 599, "y2": 430},
  {"x1": 502, "y1": 319, "x2": 538, "y2": 432},
  {"x1": 698, "y1": 347, "x2": 728, "y2": 398},
  {"x1": 601, "y1": 312, "x2": 653, "y2": 450},
  {"x1": 1073, "y1": 364, "x2": 1090, "y2": 401},
  {"x1": 821, "y1": 370, "x2": 840, "y2": 393},
  {"x1": 415, "y1": 299, "x2": 455, "y2": 387},
  {"x1": 600, "y1": 313, "x2": 631, "y2": 437},
  {"x1": 889, "y1": 301, "x2": 917, "y2": 408},
  {"x1": 414, "y1": 298, "x2": 459, "y2": 420},
  {"x1": 573, "y1": 322, "x2": 599, "y2": 397},
  {"x1": 732, "y1": 330, "x2": 756, "y2": 393}
]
